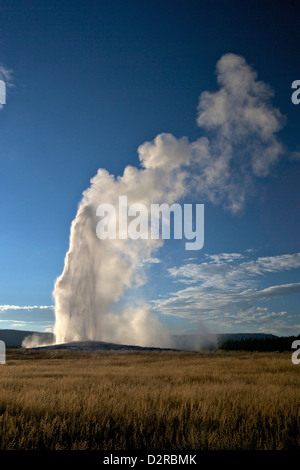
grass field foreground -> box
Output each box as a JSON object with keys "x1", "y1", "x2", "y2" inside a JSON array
[{"x1": 0, "y1": 349, "x2": 299, "y2": 450}]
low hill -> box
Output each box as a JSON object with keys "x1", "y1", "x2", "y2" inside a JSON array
[
  {"x1": 0, "y1": 329, "x2": 285, "y2": 351},
  {"x1": 219, "y1": 334, "x2": 300, "y2": 352},
  {"x1": 29, "y1": 340, "x2": 174, "y2": 352},
  {"x1": 170, "y1": 333, "x2": 277, "y2": 350},
  {"x1": 0, "y1": 329, "x2": 54, "y2": 348}
]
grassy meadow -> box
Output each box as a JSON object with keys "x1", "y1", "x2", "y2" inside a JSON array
[{"x1": 0, "y1": 349, "x2": 299, "y2": 450}]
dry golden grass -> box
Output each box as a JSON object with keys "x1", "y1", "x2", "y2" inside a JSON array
[{"x1": 0, "y1": 349, "x2": 299, "y2": 450}]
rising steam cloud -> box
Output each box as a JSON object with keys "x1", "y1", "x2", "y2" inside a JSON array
[{"x1": 53, "y1": 54, "x2": 285, "y2": 347}]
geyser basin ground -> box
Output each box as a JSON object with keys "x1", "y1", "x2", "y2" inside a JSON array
[{"x1": 29, "y1": 340, "x2": 177, "y2": 352}]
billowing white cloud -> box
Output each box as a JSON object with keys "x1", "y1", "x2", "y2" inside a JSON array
[
  {"x1": 197, "y1": 54, "x2": 284, "y2": 140},
  {"x1": 138, "y1": 133, "x2": 192, "y2": 170},
  {"x1": 53, "y1": 54, "x2": 289, "y2": 344},
  {"x1": 193, "y1": 53, "x2": 285, "y2": 211}
]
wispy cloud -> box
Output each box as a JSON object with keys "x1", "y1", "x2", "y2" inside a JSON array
[
  {"x1": 168, "y1": 253, "x2": 300, "y2": 289},
  {"x1": 136, "y1": 257, "x2": 161, "y2": 267},
  {"x1": 0, "y1": 305, "x2": 54, "y2": 312},
  {"x1": 0, "y1": 306, "x2": 54, "y2": 332},
  {"x1": 152, "y1": 252, "x2": 300, "y2": 334}
]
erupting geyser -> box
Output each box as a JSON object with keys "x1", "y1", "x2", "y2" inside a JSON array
[
  {"x1": 53, "y1": 157, "x2": 189, "y2": 346},
  {"x1": 53, "y1": 54, "x2": 284, "y2": 347}
]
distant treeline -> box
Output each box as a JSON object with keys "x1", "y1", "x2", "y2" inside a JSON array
[{"x1": 218, "y1": 335, "x2": 300, "y2": 352}]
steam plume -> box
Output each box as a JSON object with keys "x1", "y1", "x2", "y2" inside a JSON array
[{"x1": 52, "y1": 54, "x2": 284, "y2": 347}]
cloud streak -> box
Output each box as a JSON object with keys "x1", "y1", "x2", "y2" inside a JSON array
[
  {"x1": 168, "y1": 253, "x2": 300, "y2": 289},
  {"x1": 152, "y1": 252, "x2": 300, "y2": 335},
  {"x1": 0, "y1": 305, "x2": 54, "y2": 312}
]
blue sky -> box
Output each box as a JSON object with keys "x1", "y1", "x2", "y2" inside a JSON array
[{"x1": 0, "y1": 0, "x2": 300, "y2": 336}]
